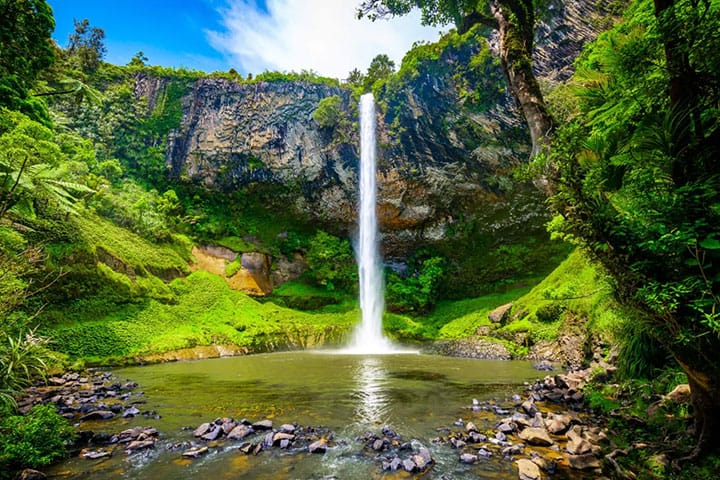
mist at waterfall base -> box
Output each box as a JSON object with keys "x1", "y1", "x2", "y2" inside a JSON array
[{"x1": 342, "y1": 93, "x2": 412, "y2": 354}]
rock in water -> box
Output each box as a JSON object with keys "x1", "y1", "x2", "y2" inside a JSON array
[
  {"x1": 252, "y1": 419, "x2": 273, "y2": 431},
  {"x1": 182, "y1": 446, "x2": 208, "y2": 458},
  {"x1": 308, "y1": 438, "x2": 327, "y2": 454},
  {"x1": 193, "y1": 423, "x2": 212, "y2": 437},
  {"x1": 517, "y1": 458, "x2": 542, "y2": 480},
  {"x1": 518, "y1": 427, "x2": 553, "y2": 446},
  {"x1": 227, "y1": 424, "x2": 253, "y2": 440}
]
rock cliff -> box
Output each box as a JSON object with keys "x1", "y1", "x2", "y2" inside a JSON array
[{"x1": 157, "y1": 0, "x2": 611, "y2": 261}]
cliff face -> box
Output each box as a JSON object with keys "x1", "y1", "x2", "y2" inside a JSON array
[{"x1": 160, "y1": 0, "x2": 610, "y2": 257}]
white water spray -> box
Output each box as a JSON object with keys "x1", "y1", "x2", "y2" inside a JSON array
[{"x1": 345, "y1": 93, "x2": 397, "y2": 354}]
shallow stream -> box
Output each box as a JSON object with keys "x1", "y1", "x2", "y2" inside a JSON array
[{"x1": 47, "y1": 352, "x2": 581, "y2": 479}]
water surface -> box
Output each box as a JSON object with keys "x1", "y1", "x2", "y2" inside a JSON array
[{"x1": 48, "y1": 352, "x2": 558, "y2": 479}]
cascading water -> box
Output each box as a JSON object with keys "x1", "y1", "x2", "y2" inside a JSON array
[{"x1": 346, "y1": 93, "x2": 396, "y2": 354}]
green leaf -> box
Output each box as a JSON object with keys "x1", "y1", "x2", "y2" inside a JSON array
[{"x1": 699, "y1": 237, "x2": 720, "y2": 250}]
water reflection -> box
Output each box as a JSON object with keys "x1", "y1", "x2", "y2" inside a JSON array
[{"x1": 353, "y1": 356, "x2": 390, "y2": 426}]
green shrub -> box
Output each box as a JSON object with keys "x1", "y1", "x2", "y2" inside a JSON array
[
  {"x1": 386, "y1": 256, "x2": 445, "y2": 313},
  {"x1": 0, "y1": 331, "x2": 52, "y2": 409},
  {"x1": 305, "y1": 231, "x2": 356, "y2": 291},
  {"x1": 0, "y1": 404, "x2": 76, "y2": 478}
]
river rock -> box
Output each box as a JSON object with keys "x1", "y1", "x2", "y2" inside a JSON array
[
  {"x1": 459, "y1": 453, "x2": 478, "y2": 464},
  {"x1": 566, "y1": 426, "x2": 592, "y2": 455},
  {"x1": 417, "y1": 447, "x2": 433, "y2": 466},
  {"x1": 383, "y1": 456, "x2": 403, "y2": 471},
  {"x1": 465, "y1": 421, "x2": 478, "y2": 433},
  {"x1": 81, "y1": 449, "x2": 112, "y2": 460},
  {"x1": 502, "y1": 444, "x2": 525, "y2": 456},
  {"x1": 498, "y1": 420, "x2": 517, "y2": 433},
  {"x1": 308, "y1": 438, "x2": 327, "y2": 453},
  {"x1": 545, "y1": 413, "x2": 572, "y2": 434},
  {"x1": 222, "y1": 420, "x2": 237, "y2": 434},
  {"x1": 518, "y1": 427, "x2": 553, "y2": 446},
  {"x1": 227, "y1": 424, "x2": 254, "y2": 440},
  {"x1": 80, "y1": 410, "x2": 115, "y2": 421},
  {"x1": 273, "y1": 432, "x2": 295, "y2": 445},
  {"x1": 125, "y1": 439, "x2": 155, "y2": 452},
  {"x1": 517, "y1": 458, "x2": 542, "y2": 480},
  {"x1": 182, "y1": 446, "x2": 209, "y2": 458},
  {"x1": 567, "y1": 453, "x2": 601, "y2": 470},
  {"x1": 402, "y1": 458, "x2": 417, "y2": 472},
  {"x1": 252, "y1": 419, "x2": 273, "y2": 431},
  {"x1": 531, "y1": 454, "x2": 556, "y2": 474},
  {"x1": 193, "y1": 423, "x2": 212, "y2": 437},
  {"x1": 201, "y1": 426, "x2": 222, "y2": 441},
  {"x1": 521, "y1": 398, "x2": 539, "y2": 416},
  {"x1": 280, "y1": 423, "x2": 296, "y2": 434}
]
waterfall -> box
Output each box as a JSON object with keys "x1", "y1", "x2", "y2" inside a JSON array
[{"x1": 346, "y1": 93, "x2": 395, "y2": 354}]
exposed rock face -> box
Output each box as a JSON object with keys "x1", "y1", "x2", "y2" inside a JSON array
[
  {"x1": 161, "y1": 2, "x2": 610, "y2": 257},
  {"x1": 191, "y1": 246, "x2": 273, "y2": 296}
]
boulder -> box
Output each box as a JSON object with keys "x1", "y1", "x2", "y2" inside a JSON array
[
  {"x1": 308, "y1": 438, "x2": 327, "y2": 453},
  {"x1": 252, "y1": 419, "x2": 273, "y2": 431},
  {"x1": 193, "y1": 423, "x2": 212, "y2": 437},
  {"x1": 273, "y1": 432, "x2": 295, "y2": 445},
  {"x1": 518, "y1": 427, "x2": 553, "y2": 446},
  {"x1": 517, "y1": 458, "x2": 542, "y2": 480},
  {"x1": 566, "y1": 425, "x2": 592, "y2": 455},
  {"x1": 402, "y1": 458, "x2": 417, "y2": 472},
  {"x1": 227, "y1": 425, "x2": 254, "y2": 440},
  {"x1": 201, "y1": 426, "x2": 222, "y2": 441},
  {"x1": 489, "y1": 303, "x2": 513, "y2": 323},
  {"x1": 545, "y1": 414, "x2": 572, "y2": 434},
  {"x1": 460, "y1": 453, "x2": 479, "y2": 464},
  {"x1": 567, "y1": 453, "x2": 601, "y2": 470},
  {"x1": 280, "y1": 423, "x2": 296, "y2": 434},
  {"x1": 521, "y1": 399, "x2": 539, "y2": 416}
]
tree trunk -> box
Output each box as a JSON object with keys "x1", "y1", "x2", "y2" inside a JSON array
[
  {"x1": 675, "y1": 356, "x2": 720, "y2": 456},
  {"x1": 491, "y1": 0, "x2": 554, "y2": 158}
]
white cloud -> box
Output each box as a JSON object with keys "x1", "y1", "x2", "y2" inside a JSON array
[{"x1": 206, "y1": 0, "x2": 442, "y2": 78}]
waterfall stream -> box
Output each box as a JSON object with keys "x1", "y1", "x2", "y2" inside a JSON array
[{"x1": 346, "y1": 93, "x2": 395, "y2": 354}]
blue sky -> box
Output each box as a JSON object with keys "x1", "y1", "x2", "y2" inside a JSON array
[{"x1": 48, "y1": 0, "x2": 442, "y2": 78}]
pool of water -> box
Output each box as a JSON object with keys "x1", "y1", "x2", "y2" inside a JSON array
[{"x1": 47, "y1": 351, "x2": 571, "y2": 479}]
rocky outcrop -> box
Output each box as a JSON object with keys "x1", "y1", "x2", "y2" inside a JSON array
[{"x1": 191, "y1": 246, "x2": 273, "y2": 296}]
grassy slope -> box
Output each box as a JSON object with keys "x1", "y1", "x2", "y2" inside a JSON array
[
  {"x1": 398, "y1": 249, "x2": 624, "y2": 349},
  {"x1": 46, "y1": 271, "x2": 358, "y2": 364}
]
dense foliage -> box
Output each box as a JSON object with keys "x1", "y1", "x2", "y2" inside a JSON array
[
  {"x1": 548, "y1": 0, "x2": 720, "y2": 454},
  {"x1": 0, "y1": 404, "x2": 75, "y2": 477}
]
